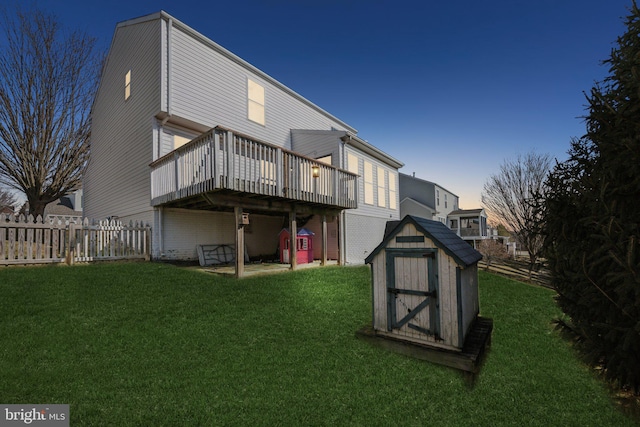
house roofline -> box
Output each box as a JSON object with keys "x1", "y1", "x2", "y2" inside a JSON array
[
  {"x1": 448, "y1": 208, "x2": 486, "y2": 216},
  {"x1": 291, "y1": 129, "x2": 403, "y2": 168},
  {"x1": 400, "y1": 197, "x2": 435, "y2": 212},
  {"x1": 341, "y1": 132, "x2": 404, "y2": 169},
  {"x1": 399, "y1": 172, "x2": 459, "y2": 199}
]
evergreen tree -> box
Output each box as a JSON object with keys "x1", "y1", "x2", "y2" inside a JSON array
[{"x1": 544, "y1": 3, "x2": 640, "y2": 391}]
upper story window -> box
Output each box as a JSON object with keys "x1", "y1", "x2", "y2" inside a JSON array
[
  {"x1": 173, "y1": 134, "x2": 191, "y2": 149},
  {"x1": 364, "y1": 161, "x2": 374, "y2": 205},
  {"x1": 436, "y1": 189, "x2": 440, "y2": 206},
  {"x1": 247, "y1": 79, "x2": 265, "y2": 125},
  {"x1": 388, "y1": 172, "x2": 397, "y2": 210},
  {"x1": 317, "y1": 155, "x2": 332, "y2": 165},
  {"x1": 377, "y1": 166, "x2": 386, "y2": 208},
  {"x1": 347, "y1": 153, "x2": 359, "y2": 174},
  {"x1": 125, "y1": 70, "x2": 131, "y2": 100},
  {"x1": 445, "y1": 193, "x2": 448, "y2": 209}
]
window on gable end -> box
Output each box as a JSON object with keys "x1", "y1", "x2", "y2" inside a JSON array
[{"x1": 125, "y1": 70, "x2": 131, "y2": 100}]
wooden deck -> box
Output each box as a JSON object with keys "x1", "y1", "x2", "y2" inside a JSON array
[
  {"x1": 356, "y1": 316, "x2": 493, "y2": 384},
  {"x1": 150, "y1": 126, "x2": 358, "y2": 211}
]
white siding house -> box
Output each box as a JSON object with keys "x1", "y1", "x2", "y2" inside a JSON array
[
  {"x1": 399, "y1": 173, "x2": 459, "y2": 224},
  {"x1": 84, "y1": 11, "x2": 403, "y2": 270}
]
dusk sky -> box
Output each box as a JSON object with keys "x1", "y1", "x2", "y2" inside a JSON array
[{"x1": 27, "y1": 0, "x2": 632, "y2": 209}]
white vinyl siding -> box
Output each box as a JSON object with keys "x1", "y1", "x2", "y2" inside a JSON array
[
  {"x1": 87, "y1": 12, "x2": 402, "y2": 263},
  {"x1": 169, "y1": 24, "x2": 352, "y2": 148},
  {"x1": 343, "y1": 212, "x2": 389, "y2": 264},
  {"x1": 290, "y1": 130, "x2": 343, "y2": 164},
  {"x1": 84, "y1": 19, "x2": 161, "y2": 220},
  {"x1": 162, "y1": 209, "x2": 282, "y2": 260}
]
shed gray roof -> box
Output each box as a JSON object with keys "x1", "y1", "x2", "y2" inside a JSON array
[{"x1": 366, "y1": 215, "x2": 482, "y2": 267}]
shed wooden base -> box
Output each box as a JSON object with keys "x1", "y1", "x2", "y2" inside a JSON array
[{"x1": 356, "y1": 316, "x2": 493, "y2": 383}]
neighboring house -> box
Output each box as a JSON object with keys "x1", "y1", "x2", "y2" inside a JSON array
[
  {"x1": 399, "y1": 173, "x2": 491, "y2": 247},
  {"x1": 447, "y1": 208, "x2": 488, "y2": 248},
  {"x1": 84, "y1": 11, "x2": 403, "y2": 267},
  {"x1": 0, "y1": 205, "x2": 14, "y2": 215},
  {"x1": 399, "y1": 173, "x2": 459, "y2": 224},
  {"x1": 21, "y1": 190, "x2": 83, "y2": 224}
]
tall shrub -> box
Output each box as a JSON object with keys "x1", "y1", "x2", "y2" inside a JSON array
[{"x1": 544, "y1": 4, "x2": 640, "y2": 391}]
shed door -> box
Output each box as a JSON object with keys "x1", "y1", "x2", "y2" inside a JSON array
[{"x1": 386, "y1": 248, "x2": 440, "y2": 338}]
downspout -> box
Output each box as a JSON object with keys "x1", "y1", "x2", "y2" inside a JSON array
[
  {"x1": 166, "y1": 17, "x2": 173, "y2": 118},
  {"x1": 341, "y1": 133, "x2": 352, "y2": 265},
  {"x1": 156, "y1": 17, "x2": 173, "y2": 259}
]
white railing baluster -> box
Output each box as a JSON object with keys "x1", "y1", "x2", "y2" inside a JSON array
[{"x1": 149, "y1": 126, "x2": 358, "y2": 208}]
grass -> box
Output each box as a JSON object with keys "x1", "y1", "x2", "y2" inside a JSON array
[{"x1": 0, "y1": 262, "x2": 636, "y2": 426}]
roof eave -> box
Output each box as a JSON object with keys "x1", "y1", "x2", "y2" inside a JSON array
[{"x1": 341, "y1": 132, "x2": 404, "y2": 169}]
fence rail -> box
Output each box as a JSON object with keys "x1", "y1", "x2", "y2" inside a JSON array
[{"x1": 1, "y1": 214, "x2": 151, "y2": 266}]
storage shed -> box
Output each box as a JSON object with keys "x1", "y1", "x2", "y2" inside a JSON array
[
  {"x1": 278, "y1": 228, "x2": 314, "y2": 264},
  {"x1": 364, "y1": 216, "x2": 492, "y2": 366}
]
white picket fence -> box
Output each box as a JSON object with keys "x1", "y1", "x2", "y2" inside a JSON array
[{"x1": 0, "y1": 214, "x2": 151, "y2": 266}]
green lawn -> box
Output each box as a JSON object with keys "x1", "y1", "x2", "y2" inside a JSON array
[{"x1": 0, "y1": 263, "x2": 635, "y2": 426}]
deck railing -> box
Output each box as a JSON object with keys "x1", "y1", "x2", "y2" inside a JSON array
[
  {"x1": 452, "y1": 227, "x2": 488, "y2": 238},
  {"x1": 150, "y1": 126, "x2": 358, "y2": 209}
]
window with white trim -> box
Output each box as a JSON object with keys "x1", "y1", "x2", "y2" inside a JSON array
[
  {"x1": 317, "y1": 155, "x2": 332, "y2": 165},
  {"x1": 125, "y1": 70, "x2": 131, "y2": 100},
  {"x1": 247, "y1": 79, "x2": 265, "y2": 125},
  {"x1": 364, "y1": 161, "x2": 374, "y2": 205},
  {"x1": 173, "y1": 135, "x2": 191, "y2": 149},
  {"x1": 388, "y1": 172, "x2": 397, "y2": 210},
  {"x1": 347, "y1": 153, "x2": 358, "y2": 174},
  {"x1": 377, "y1": 166, "x2": 386, "y2": 208}
]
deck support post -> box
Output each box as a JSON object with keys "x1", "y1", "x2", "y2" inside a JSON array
[
  {"x1": 321, "y1": 214, "x2": 327, "y2": 266},
  {"x1": 235, "y1": 206, "x2": 244, "y2": 278},
  {"x1": 289, "y1": 205, "x2": 297, "y2": 270},
  {"x1": 337, "y1": 212, "x2": 343, "y2": 265}
]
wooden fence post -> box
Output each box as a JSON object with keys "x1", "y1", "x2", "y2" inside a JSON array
[{"x1": 67, "y1": 222, "x2": 76, "y2": 265}]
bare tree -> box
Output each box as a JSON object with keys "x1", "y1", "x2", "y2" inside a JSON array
[
  {"x1": 477, "y1": 239, "x2": 509, "y2": 270},
  {"x1": 0, "y1": 5, "x2": 100, "y2": 218},
  {"x1": 0, "y1": 187, "x2": 17, "y2": 211},
  {"x1": 481, "y1": 152, "x2": 551, "y2": 274}
]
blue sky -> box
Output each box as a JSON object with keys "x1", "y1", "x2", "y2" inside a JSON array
[{"x1": 27, "y1": 0, "x2": 632, "y2": 208}]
